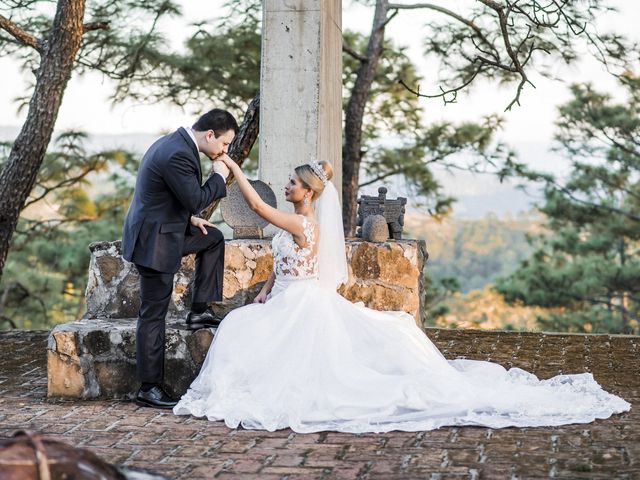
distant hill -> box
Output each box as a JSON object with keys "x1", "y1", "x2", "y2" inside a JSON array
[
  {"x1": 405, "y1": 212, "x2": 543, "y2": 293},
  {"x1": 0, "y1": 125, "x2": 160, "y2": 155}
]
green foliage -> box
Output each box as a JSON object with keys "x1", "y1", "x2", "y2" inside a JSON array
[
  {"x1": 342, "y1": 30, "x2": 423, "y2": 139},
  {"x1": 423, "y1": 275, "x2": 460, "y2": 325},
  {"x1": 406, "y1": 212, "x2": 543, "y2": 330},
  {"x1": 114, "y1": 0, "x2": 260, "y2": 112},
  {"x1": 0, "y1": 132, "x2": 137, "y2": 330},
  {"x1": 497, "y1": 75, "x2": 640, "y2": 334},
  {"x1": 364, "y1": 115, "x2": 512, "y2": 216}
]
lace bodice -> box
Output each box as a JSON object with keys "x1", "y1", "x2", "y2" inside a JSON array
[{"x1": 272, "y1": 216, "x2": 318, "y2": 279}]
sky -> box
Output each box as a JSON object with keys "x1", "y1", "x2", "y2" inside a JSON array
[{"x1": 1, "y1": 1, "x2": 638, "y2": 217}]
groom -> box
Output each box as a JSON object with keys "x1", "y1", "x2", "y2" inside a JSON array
[{"x1": 122, "y1": 108, "x2": 238, "y2": 409}]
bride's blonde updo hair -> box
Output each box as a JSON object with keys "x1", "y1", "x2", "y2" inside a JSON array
[{"x1": 294, "y1": 161, "x2": 334, "y2": 201}]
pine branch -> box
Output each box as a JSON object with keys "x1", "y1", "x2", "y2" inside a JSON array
[
  {"x1": 343, "y1": 44, "x2": 368, "y2": 63},
  {"x1": 358, "y1": 168, "x2": 405, "y2": 188},
  {"x1": 395, "y1": 1, "x2": 577, "y2": 109},
  {"x1": 0, "y1": 315, "x2": 17, "y2": 329},
  {"x1": 388, "y1": 2, "x2": 493, "y2": 49},
  {"x1": 83, "y1": 21, "x2": 110, "y2": 33},
  {"x1": 0, "y1": 13, "x2": 42, "y2": 52},
  {"x1": 358, "y1": 154, "x2": 448, "y2": 187},
  {"x1": 548, "y1": 180, "x2": 640, "y2": 223},
  {"x1": 399, "y1": 64, "x2": 484, "y2": 105},
  {"x1": 568, "y1": 293, "x2": 640, "y2": 324},
  {"x1": 477, "y1": 0, "x2": 535, "y2": 110},
  {"x1": 23, "y1": 156, "x2": 102, "y2": 209}
]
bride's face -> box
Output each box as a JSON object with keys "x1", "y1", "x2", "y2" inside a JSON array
[{"x1": 284, "y1": 174, "x2": 310, "y2": 204}]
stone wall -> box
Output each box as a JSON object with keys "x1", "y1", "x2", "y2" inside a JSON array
[
  {"x1": 86, "y1": 239, "x2": 427, "y2": 324},
  {"x1": 49, "y1": 238, "x2": 427, "y2": 399}
]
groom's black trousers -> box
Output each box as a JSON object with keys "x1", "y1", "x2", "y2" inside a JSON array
[{"x1": 135, "y1": 226, "x2": 225, "y2": 384}]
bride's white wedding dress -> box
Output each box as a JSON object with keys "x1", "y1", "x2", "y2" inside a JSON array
[{"x1": 173, "y1": 183, "x2": 630, "y2": 433}]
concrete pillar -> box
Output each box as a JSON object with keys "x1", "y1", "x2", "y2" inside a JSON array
[{"x1": 259, "y1": 0, "x2": 342, "y2": 211}]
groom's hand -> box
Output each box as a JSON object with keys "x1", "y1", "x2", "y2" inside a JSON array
[
  {"x1": 212, "y1": 159, "x2": 230, "y2": 180},
  {"x1": 191, "y1": 216, "x2": 215, "y2": 235}
]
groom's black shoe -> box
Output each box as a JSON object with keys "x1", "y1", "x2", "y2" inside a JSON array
[
  {"x1": 135, "y1": 385, "x2": 177, "y2": 409},
  {"x1": 186, "y1": 309, "x2": 221, "y2": 330}
]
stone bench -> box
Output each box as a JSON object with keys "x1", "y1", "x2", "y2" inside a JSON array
[{"x1": 47, "y1": 239, "x2": 427, "y2": 399}]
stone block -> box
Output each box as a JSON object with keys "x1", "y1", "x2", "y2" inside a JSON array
[
  {"x1": 362, "y1": 214, "x2": 388, "y2": 242},
  {"x1": 47, "y1": 350, "x2": 85, "y2": 398},
  {"x1": 47, "y1": 319, "x2": 203, "y2": 399},
  {"x1": 94, "y1": 359, "x2": 137, "y2": 398},
  {"x1": 52, "y1": 330, "x2": 79, "y2": 357},
  {"x1": 341, "y1": 240, "x2": 427, "y2": 322},
  {"x1": 221, "y1": 181, "x2": 276, "y2": 239}
]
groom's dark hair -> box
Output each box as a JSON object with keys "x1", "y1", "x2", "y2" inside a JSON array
[{"x1": 193, "y1": 109, "x2": 239, "y2": 137}]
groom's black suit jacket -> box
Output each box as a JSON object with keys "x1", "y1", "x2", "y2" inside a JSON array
[{"x1": 122, "y1": 127, "x2": 226, "y2": 273}]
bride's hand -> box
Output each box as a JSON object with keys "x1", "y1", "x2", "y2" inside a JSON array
[
  {"x1": 253, "y1": 291, "x2": 268, "y2": 304},
  {"x1": 217, "y1": 153, "x2": 238, "y2": 170}
]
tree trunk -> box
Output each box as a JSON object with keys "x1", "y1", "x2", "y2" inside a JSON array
[
  {"x1": 618, "y1": 237, "x2": 630, "y2": 332},
  {"x1": 342, "y1": 0, "x2": 389, "y2": 236},
  {"x1": 0, "y1": 0, "x2": 86, "y2": 282},
  {"x1": 200, "y1": 94, "x2": 260, "y2": 220}
]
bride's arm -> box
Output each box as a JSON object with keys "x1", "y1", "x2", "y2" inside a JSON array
[
  {"x1": 219, "y1": 156, "x2": 305, "y2": 237},
  {"x1": 262, "y1": 272, "x2": 275, "y2": 294},
  {"x1": 254, "y1": 271, "x2": 275, "y2": 303}
]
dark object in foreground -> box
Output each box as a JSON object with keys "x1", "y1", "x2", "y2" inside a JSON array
[
  {"x1": 356, "y1": 187, "x2": 407, "y2": 240},
  {"x1": 0, "y1": 431, "x2": 169, "y2": 479}
]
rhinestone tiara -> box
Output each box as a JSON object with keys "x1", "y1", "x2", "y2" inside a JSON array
[{"x1": 309, "y1": 161, "x2": 328, "y2": 185}]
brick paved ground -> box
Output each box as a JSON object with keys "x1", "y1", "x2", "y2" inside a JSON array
[{"x1": 0, "y1": 328, "x2": 637, "y2": 479}]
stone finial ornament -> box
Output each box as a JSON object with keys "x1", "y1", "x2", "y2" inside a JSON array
[
  {"x1": 356, "y1": 187, "x2": 407, "y2": 240},
  {"x1": 221, "y1": 181, "x2": 277, "y2": 239},
  {"x1": 362, "y1": 214, "x2": 389, "y2": 242}
]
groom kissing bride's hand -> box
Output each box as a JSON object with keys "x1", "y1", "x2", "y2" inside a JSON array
[
  {"x1": 119, "y1": 108, "x2": 631, "y2": 430},
  {"x1": 121, "y1": 108, "x2": 238, "y2": 409}
]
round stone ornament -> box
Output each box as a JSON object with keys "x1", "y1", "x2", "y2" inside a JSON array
[{"x1": 220, "y1": 180, "x2": 277, "y2": 238}]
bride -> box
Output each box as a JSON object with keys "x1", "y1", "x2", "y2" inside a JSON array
[{"x1": 173, "y1": 158, "x2": 630, "y2": 433}]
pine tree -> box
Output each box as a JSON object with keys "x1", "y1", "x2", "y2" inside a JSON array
[
  {"x1": 497, "y1": 76, "x2": 640, "y2": 334},
  {"x1": 0, "y1": 132, "x2": 138, "y2": 329}
]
